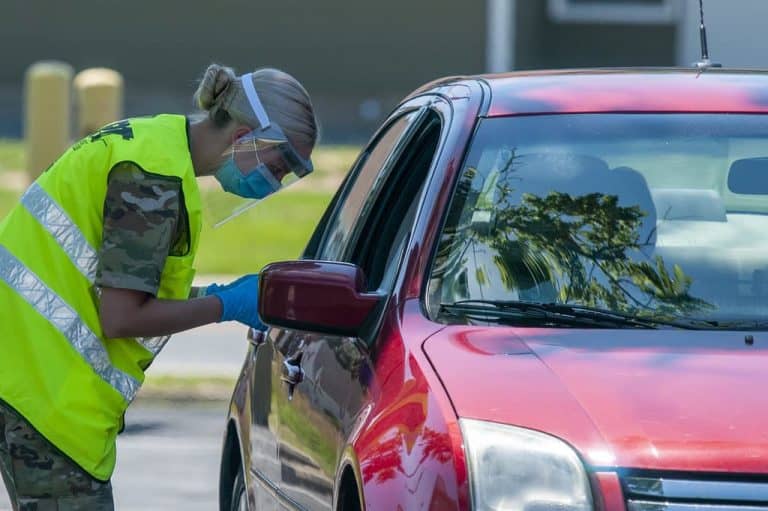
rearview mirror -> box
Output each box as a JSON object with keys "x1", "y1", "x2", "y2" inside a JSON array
[
  {"x1": 258, "y1": 261, "x2": 383, "y2": 337},
  {"x1": 728, "y1": 157, "x2": 768, "y2": 195}
]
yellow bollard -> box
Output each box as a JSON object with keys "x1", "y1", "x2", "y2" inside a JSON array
[
  {"x1": 74, "y1": 68, "x2": 124, "y2": 138},
  {"x1": 24, "y1": 61, "x2": 73, "y2": 181}
]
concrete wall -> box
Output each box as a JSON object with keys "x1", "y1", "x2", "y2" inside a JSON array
[{"x1": 0, "y1": 0, "x2": 485, "y2": 141}]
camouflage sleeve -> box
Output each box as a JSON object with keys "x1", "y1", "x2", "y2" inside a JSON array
[
  {"x1": 188, "y1": 286, "x2": 206, "y2": 298},
  {"x1": 95, "y1": 161, "x2": 181, "y2": 295}
]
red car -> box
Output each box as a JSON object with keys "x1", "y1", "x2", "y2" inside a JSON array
[{"x1": 219, "y1": 68, "x2": 768, "y2": 511}]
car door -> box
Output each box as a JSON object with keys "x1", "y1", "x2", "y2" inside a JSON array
[
  {"x1": 244, "y1": 109, "x2": 424, "y2": 511},
  {"x1": 269, "y1": 100, "x2": 446, "y2": 511}
]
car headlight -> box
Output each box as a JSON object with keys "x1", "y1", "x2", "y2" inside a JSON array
[{"x1": 461, "y1": 419, "x2": 594, "y2": 511}]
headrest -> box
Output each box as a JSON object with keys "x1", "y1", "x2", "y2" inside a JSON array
[
  {"x1": 728, "y1": 157, "x2": 768, "y2": 195},
  {"x1": 651, "y1": 188, "x2": 726, "y2": 222},
  {"x1": 510, "y1": 153, "x2": 611, "y2": 198}
]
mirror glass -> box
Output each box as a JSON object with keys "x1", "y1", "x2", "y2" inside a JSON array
[{"x1": 728, "y1": 157, "x2": 768, "y2": 195}]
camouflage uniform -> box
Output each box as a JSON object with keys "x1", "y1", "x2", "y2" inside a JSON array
[
  {"x1": 0, "y1": 161, "x2": 185, "y2": 509},
  {"x1": 0, "y1": 403, "x2": 114, "y2": 511},
  {"x1": 96, "y1": 161, "x2": 187, "y2": 295}
]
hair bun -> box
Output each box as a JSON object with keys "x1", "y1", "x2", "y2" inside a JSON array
[{"x1": 194, "y1": 64, "x2": 236, "y2": 111}]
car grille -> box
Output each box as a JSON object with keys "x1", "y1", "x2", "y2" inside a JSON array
[{"x1": 623, "y1": 475, "x2": 768, "y2": 511}]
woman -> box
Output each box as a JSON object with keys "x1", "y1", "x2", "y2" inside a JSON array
[{"x1": 0, "y1": 63, "x2": 318, "y2": 509}]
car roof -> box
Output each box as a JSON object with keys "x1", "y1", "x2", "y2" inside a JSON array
[{"x1": 414, "y1": 68, "x2": 768, "y2": 116}]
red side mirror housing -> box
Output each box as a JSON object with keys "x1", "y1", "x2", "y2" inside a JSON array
[{"x1": 258, "y1": 261, "x2": 382, "y2": 337}]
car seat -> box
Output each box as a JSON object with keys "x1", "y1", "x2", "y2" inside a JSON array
[
  {"x1": 650, "y1": 188, "x2": 734, "y2": 306},
  {"x1": 651, "y1": 188, "x2": 727, "y2": 222},
  {"x1": 506, "y1": 154, "x2": 657, "y2": 249},
  {"x1": 494, "y1": 154, "x2": 658, "y2": 302}
]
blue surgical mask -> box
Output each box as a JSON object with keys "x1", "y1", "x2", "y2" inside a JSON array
[{"x1": 214, "y1": 160, "x2": 281, "y2": 199}]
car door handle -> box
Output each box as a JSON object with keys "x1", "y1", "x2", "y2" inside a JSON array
[
  {"x1": 281, "y1": 351, "x2": 304, "y2": 401},
  {"x1": 247, "y1": 327, "x2": 266, "y2": 347}
]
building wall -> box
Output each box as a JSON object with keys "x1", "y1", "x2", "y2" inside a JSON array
[
  {"x1": 677, "y1": 0, "x2": 768, "y2": 68},
  {"x1": 514, "y1": 0, "x2": 676, "y2": 70},
  {"x1": 4, "y1": 1, "x2": 763, "y2": 141},
  {"x1": 0, "y1": 1, "x2": 485, "y2": 141}
]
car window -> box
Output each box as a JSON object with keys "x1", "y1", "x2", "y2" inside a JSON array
[
  {"x1": 315, "y1": 109, "x2": 424, "y2": 262},
  {"x1": 427, "y1": 113, "x2": 768, "y2": 329},
  {"x1": 301, "y1": 172, "x2": 349, "y2": 259},
  {"x1": 351, "y1": 112, "x2": 442, "y2": 292}
]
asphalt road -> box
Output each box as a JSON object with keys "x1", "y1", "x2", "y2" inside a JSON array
[
  {"x1": 113, "y1": 400, "x2": 230, "y2": 510},
  {"x1": 149, "y1": 317, "x2": 251, "y2": 377}
]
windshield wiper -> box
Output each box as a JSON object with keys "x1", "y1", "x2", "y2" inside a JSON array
[{"x1": 440, "y1": 300, "x2": 703, "y2": 329}]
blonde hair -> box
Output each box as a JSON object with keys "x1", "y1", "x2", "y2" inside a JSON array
[{"x1": 193, "y1": 63, "x2": 319, "y2": 151}]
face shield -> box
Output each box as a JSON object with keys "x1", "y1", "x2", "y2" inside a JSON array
[{"x1": 202, "y1": 72, "x2": 314, "y2": 227}]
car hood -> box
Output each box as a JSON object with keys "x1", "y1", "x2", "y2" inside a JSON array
[{"x1": 424, "y1": 326, "x2": 768, "y2": 473}]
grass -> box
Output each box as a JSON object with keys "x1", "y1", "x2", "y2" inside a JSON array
[
  {"x1": 196, "y1": 188, "x2": 334, "y2": 274},
  {"x1": 0, "y1": 139, "x2": 25, "y2": 173},
  {"x1": 0, "y1": 189, "x2": 17, "y2": 219},
  {"x1": 0, "y1": 140, "x2": 358, "y2": 275},
  {"x1": 138, "y1": 374, "x2": 237, "y2": 402}
]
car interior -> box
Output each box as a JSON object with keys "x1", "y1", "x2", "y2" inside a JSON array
[
  {"x1": 443, "y1": 146, "x2": 768, "y2": 317},
  {"x1": 351, "y1": 112, "x2": 441, "y2": 293}
]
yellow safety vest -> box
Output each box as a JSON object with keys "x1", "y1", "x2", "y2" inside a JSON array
[{"x1": 0, "y1": 114, "x2": 202, "y2": 481}]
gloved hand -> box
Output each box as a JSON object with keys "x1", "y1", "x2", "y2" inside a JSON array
[
  {"x1": 206, "y1": 274, "x2": 267, "y2": 331},
  {"x1": 203, "y1": 275, "x2": 252, "y2": 297}
]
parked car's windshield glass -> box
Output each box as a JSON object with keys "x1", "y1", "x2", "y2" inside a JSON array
[{"x1": 428, "y1": 114, "x2": 768, "y2": 329}]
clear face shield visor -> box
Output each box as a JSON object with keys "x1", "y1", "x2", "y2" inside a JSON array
[{"x1": 202, "y1": 73, "x2": 314, "y2": 227}]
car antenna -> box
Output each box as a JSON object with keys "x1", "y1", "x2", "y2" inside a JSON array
[{"x1": 695, "y1": 0, "x2": 721, "y2": 69}]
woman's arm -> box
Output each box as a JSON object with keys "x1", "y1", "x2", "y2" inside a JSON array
[
  {"x1": 99, "y1": 287, "x2": 223, "y2": 338},
  {"x1": 95, "y1": 164, "x2": 267, "y2": 338},
  {"x1": 96, "y1": 164, "x2": 221, "y2": 338}
]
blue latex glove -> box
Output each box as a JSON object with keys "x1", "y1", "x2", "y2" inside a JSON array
[
  {"x1": 206, "y1": 274, "x2": 267, "y2": 331},
  {"x1": 204, "y1": 275, "x2": 251, "y2": 296}
]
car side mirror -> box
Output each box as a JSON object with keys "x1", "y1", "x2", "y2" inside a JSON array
[{"x1": 258, "y1": 261, "x2": 383, "y2": 338}]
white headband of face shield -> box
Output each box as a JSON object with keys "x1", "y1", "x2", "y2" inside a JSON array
[{"x1": 240, "y1": 72, "x2": 271, "y2": 130}]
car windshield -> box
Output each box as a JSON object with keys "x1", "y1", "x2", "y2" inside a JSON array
[{"x1": 428, "y1": 114, "x2": 768, "y2": 329}]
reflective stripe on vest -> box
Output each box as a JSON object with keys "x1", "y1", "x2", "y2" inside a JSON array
[
  {"x1": 138, "y1": 335, "x2": 169, "y2": 356},
  {"x1": 21, "y1": 183, "x2": 98, "y2": 283},
  {"x1": 0, "y1": 245, "x2": 140, "y2": 401},
  {"x1": 20, "y1": 182, "x2": 168, "y2": 357}
]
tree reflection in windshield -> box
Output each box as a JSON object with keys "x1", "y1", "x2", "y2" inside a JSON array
[{"x1": 431, "y1": 149, "x2": 712, "y2": 322}]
